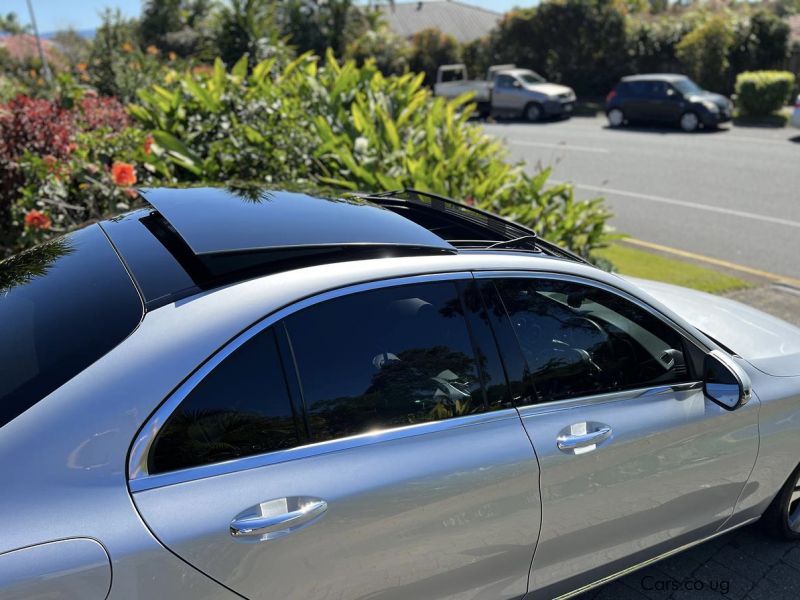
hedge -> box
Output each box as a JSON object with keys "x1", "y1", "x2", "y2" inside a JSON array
[{"x1": 734, "y1": 70, "x2": 796, "y2": 116}]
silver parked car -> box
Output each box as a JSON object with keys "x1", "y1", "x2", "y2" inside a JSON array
[{"x1": 1, "y1": 187, "x2": 799, "y2": 600}]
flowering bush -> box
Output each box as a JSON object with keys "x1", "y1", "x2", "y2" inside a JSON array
[{"x1": 5, "y1": 51, "x2": 615, "y2": 261}]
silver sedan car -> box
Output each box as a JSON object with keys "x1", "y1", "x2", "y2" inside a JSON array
[{"x1": 1, "y1": 188, "x2": 799, "y2": 600}]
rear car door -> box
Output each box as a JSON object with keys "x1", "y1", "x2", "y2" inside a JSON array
[
  {"x1": 129, "y1": 275, "x2": 542, "y2": 600},
  {"x1": 481, "y1": 274, "x2": 758, "y2": 600}
]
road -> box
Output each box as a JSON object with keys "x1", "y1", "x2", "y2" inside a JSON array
[{"x1": 484, "y1": 116, "x2": 800, "y2": 280}]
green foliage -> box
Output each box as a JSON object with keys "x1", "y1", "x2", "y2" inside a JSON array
[
  {"x1": 282, "y1": 0, "x2": 367, "y2": 58},
  {"x1": 0, "y1": 12, "x2": 27, "y2": 35},
  {"x1": 345, "y1": 25, "x2": 410, "y2": 76},
  {"x1": 461, "y1": 37, "x2": 492, "y2": 82},
  {"x1": 213, "y1": 0, "x2": 289, "y2": 70},
  {"x1": 10, "y1": 51, "x2": 613, "y2": 259},
  {"x1": 139, "y1": 0, "x2": 215, "y2": 59},
  {"x1": 490, "y1": 1, "x2": 629, "y2": 96},
  {"x1": 676, "y1": 14, "x2": 734, "y2": 93},
  {"x1": 730, "y1": 9, "x2": 791, "y2": 77},
  {"x1": 408, "y1": 28, "x2": 461, "y2": 86},
  {"x1": 734, "y1": 70, "x2": 796, "y2": 116},
  {"x1": 88, "y1": 9, "x2": 166, "y2": 102},
  {"x1": 626, "y1": 16, "x2": 691, "y2": 75}
]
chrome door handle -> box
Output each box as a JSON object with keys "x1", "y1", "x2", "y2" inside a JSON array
[
  {"x1": 557, "y1": 426, "x2": 612, "y2": 451},
  {"x1": 230, "y1": 497, "x2": 327, "y2": 539}
]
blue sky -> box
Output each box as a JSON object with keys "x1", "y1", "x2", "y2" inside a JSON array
[{"x1": 5, "y1": 1, "x2": 533, "y2": 34}]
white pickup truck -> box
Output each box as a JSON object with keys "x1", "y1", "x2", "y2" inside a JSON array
[{"x1": 434, "y1": 63, "x2": 576, "y2": 121}]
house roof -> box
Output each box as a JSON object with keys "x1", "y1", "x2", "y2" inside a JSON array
[
  {"x1": 380, "y1": 0, "x2": 501, "y2": 43},
  {"x1": 788, "y1": 15, "x2": 800, "y2": 44}
]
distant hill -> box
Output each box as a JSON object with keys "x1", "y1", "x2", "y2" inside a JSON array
[{"x1": 40, "y1": 28, "x2": 96, "y2": 40}]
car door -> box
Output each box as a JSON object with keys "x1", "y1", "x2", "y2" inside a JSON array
[
  {"x1": 479, "y1": 274, "x2": 759, "y2": 600},
  {"x1": 129, "y1": 275, "x2": 542, "y2": 600},
  {"x1": 650, "y1": 81, "x2": 683, "y2": 122},
  {"x1": 492, "y1": 74, "x2": 524, "y2": 115}
]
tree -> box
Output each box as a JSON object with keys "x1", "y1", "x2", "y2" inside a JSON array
[
  {"x1": 281, "y1": 0, "x2": 367, "y2": 58},
  {"x1": 0, "y1": 12, "x2": 28, "y2": 35},
  {"x1": 676, "y1": 14, "x2": 734, "y2": 93},
  {"x1": 138, "y1": 0, "x2": 214, "y2": 58},
  {"x1": 408, "y1": 28, "x2": 461, "y2": 86},
  {"x1": 214, "y1": 0, "x2": 284, "y2": 69},
  {"x1": 50, "y1": 29, "x2": 92, "y2": 68},
  {"x1": 489, "y1": 0, "x2": 629, "y2": 96}
]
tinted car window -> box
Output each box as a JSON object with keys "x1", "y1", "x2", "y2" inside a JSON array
[
  {"x1": 494, "y1": 278, "x2": 689, "y2": 402},
  {"x1": 285, "y1": 281, "x2": 490, "y2": 443},
  {"x1": 149, "y1": 328, "x2": 299, "y2": 474},
  {"x1": 0, "y1": 226, "x2": 143, "y2": 428},
  {"x1": 496, "y1": 75, "x2": 515, "y2": 89}
]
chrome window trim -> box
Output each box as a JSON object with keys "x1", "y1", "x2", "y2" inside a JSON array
[
  {"x1": 515, "y1": 381, "x2": 703, "y2": 417},
  {"x1": 128, "y1": 271, "x2": 483, "y2": 492},
  {"x1": 472, "y1": 269, "x2": 712, "y2": 352}
]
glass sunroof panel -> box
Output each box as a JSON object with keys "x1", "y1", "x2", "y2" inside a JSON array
[{"x1": 140, "y1": 188, "x2": 455, "y2": 256}]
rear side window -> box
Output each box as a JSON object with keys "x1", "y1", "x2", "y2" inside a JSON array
[
  {"x1": 0, "y1": 226, "x2": 143, "y2": 428},
  {"x1": 494, "y1": 278, "x2": 689, "y2": 402},
  {"x1": 149, "y1": 328, "x2": 299, "y2": 474},
  {"x1": 285, "y1": 281, "x2": 494, "y2": 443}
]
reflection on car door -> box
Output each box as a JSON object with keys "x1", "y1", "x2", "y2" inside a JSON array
[
  {"x1": 482, "y1": 274, "x2": 759, "y2": 600},
  {"x1": 130, "y1": 277, "x2": 542, "y2": 600}
]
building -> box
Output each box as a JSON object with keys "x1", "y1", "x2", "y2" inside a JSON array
[{"x1": 380, "y1": 0, "x2": 502, "y2": 43}]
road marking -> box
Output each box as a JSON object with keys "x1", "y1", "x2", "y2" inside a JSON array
[
  {"x1": 508, "y1": 139, "x2": 609, "y2": 154},
  {"x1": 624, "y1": 238, "x2": 800, "y2": 288},
  {"x1": 570, "y1": 182, "x2": 800, "y2": 229}
]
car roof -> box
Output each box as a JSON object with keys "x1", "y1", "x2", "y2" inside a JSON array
[
  {"x1": 102, "y1": 187, "x2": 584, "y2": 310},
  {"x1": 620, "y1": 73, "x2": 688, "y2": 83}
]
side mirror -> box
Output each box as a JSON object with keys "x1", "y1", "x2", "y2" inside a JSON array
[
  {"x1": 703, "y1": 349, "x2": 752, "y2": 410},
  {"x1": 512, "y1": 80, "x2": 522, "y2": 89}
]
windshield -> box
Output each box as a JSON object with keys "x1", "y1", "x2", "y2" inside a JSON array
[
  {"x1": 672, "y1": 79, "x2": 704, "y2": 96},
  {"x1": 0, "y1": 226, "x2": 143, "y2": 428},
  {"x1": 518, "y1": 71, "x2": 546, "y2": 85}
]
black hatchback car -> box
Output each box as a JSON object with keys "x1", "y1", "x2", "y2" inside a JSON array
[{"x1": 606, "y1": 74, "x2": 733, "y2": 132}]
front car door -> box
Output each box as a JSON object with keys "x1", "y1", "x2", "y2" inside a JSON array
[
  {"x1": 492, "y1": 74, "x2": 524, "y2": 115},
  {"x1": 478, "y1": 273, "x2": 759, "y2": 599},
  {"x1": 129, "y1": 275, "x2": 542, "y2": 600}
]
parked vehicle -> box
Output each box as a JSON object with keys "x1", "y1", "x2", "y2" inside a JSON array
[
  {"x1": 606, "y1": 74, "x2": 733, "y2": 132},
  {"x1": 435, "y1": 63, "x2": 576, "y2": 121},
  {"x1": 2, "y1": 187, "x2": 800, "y2": 600},
  {"x1": 792, "y1": 94, "x2": 800, "y2": 129}
]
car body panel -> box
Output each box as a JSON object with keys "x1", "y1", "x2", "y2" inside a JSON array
[
  {"x1": 520, "y1": 386, "x2": 758, "y2": 599},
  {"x1": 629, "y1": 277, "x2": 800, "y2": 377},
  {"x1": 0, "y1": 539, "x2": 111, "y2": 600},
  {"x1": 133, "y1": 411, "x2": 541, "y2": 600}
]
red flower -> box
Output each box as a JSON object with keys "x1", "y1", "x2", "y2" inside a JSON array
[
  {"x1": 143, "y1": 135, "x2": 153, "y2": 156},
  {"x1": 111, "y1": 162, "x2": 137, "y2": 186},
  {"x1": 464, "y1": 195, "x2": 476, "y2": 206},
  {"x1": 24, "y1": 210, "x2": 52, "y2": 230}
]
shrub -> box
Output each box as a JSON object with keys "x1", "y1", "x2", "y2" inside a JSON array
[
  {"x1": 734, "y1": 70, "x2": 796, "y2": 115},
  {"x1": 408, "y1": 28, "x2": 461, "y2": 87},
  {"x1": 676, "y1": 14, "x2": 734, "y2": 93},
  {"x1": 9, "y1": 51, "x2": 615, "y2": 261}
]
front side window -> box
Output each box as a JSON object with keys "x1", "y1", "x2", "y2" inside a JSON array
[
  {"x1": 149, "y1": 328, "x2": 300, "y2": 474},
  {"x1": 494, "y1": 278, "x2": 689, "y2": 402},
  {"x1": 285, "y1": 281, "x2": 490, "y2": 443},
  {"x1": 496, "y1": 75, "x2": 515, "y2": 89}
]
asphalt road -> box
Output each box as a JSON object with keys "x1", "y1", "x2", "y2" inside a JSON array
[{"x1": 483, "y1": 116, "x2": 800, "y2": 280}]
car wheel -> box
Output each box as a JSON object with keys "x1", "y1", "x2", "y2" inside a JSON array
[
  {"x1": 680, "y1": 111, "x2": 700, "y2": 132},
  {"x1": 764, "y1": 462, "x2": 800, "y2": 540},
  {"x1": 607, "y1": 108, "x2": 625, "y2": 128},
  {"x1": 525, "y1": 103, "x2": 543, "y2": 122}
]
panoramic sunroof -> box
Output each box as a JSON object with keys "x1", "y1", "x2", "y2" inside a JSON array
[{"x1": 140, "y1": 188, "x2": 457, "y2": 256}]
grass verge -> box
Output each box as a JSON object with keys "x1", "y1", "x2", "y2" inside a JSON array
[{"x1": 595, "y1": 243, "x2": 752, "y2": 295}]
